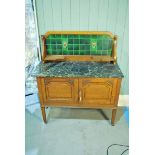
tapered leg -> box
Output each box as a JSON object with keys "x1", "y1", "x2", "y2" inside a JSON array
[
  {"x1": 111, "y1": 109, "x2": 117, "y2": 126},
  {"x1": 41, "y1": 107, "x2": 47, "y2": 123}
]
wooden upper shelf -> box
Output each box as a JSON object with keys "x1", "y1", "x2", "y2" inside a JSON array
[{"x1": 44, "y1": 55, "x2": 115, "y2": 62}]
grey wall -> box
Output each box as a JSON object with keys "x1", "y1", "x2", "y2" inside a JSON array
[{"x1": 35, "y1": 0, "x2": 129, "y2": 94}]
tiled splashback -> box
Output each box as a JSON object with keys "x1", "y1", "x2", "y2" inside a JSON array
[{"x1": 45, "y1": 34, "x2": 113, "y2": 55}]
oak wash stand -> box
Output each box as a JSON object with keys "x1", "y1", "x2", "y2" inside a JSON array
[{"x1": 32, "y1": 31, "x2": 124, "y2": 125}]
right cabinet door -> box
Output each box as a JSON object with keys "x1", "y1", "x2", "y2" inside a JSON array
[{"x1": 79, "y1": 78, "x2": 121, "y2": 108}]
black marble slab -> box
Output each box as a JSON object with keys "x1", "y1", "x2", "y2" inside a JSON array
[{"x1": 31, "y1": 62, "x2": 124, "y2": 78}]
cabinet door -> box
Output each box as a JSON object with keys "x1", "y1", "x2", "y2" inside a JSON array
[
  {"x1": 79, "y1": 78, "x2": 121, "y2": 108},
  {"x1": 42, "y1": 78, "x2": 79, "y2": 106}
]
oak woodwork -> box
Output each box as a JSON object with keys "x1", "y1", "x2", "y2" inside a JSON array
[
  {"x1": 112, "y1": 35, "x2": 118, "y2": 64},
  {"x1": 41, "y1": 107, "x2": 47, "y2": 123},
  {"x1": 37, "y1": 31, "x2": 122, "y2": 125},
  {"x1": 39, "y1": 78, "x2": 79, "y2": 106},
  {"x1": 79, "y1": 78, "x2": 117, "y2": 107},
  {"x1": 111, "y1": 109, "x2": 117, "y2": 126},
  {"x1": 41, "y1": 35, "x2": 46, "y2": 61},
  {"x1": 44, "y1": 55, "x2": 115, "y2": 62},
  {"x1": 37, "y1": 77, "x2": 122, "y2": 125}
]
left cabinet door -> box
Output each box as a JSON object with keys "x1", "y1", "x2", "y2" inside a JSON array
[{"x1": 37, "y1": 77, "x2": 79, "y2": 106}]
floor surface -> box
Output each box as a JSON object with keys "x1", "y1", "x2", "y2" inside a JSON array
[{"x1": 25, "y1": 102, "x2": 129, "y2": 155}]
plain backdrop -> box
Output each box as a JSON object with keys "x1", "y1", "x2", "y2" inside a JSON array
[{"x1": 0, "y1": 0, "x2": 155, "y2": 155}]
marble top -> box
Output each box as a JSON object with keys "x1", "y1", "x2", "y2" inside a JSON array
[{"x1": 31, "y1": 61, "x2": 124, "y2": 78}]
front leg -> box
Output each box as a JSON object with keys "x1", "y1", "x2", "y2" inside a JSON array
[
  {"x1": 37, "y1": 77, "x2": 47, "y2": 123},
  {"x1": 41, "y1": 107, "x2": 47, "y2": 123},
  {"x1": 111, "y1": 109, "x2": 117, "y2": 126}
]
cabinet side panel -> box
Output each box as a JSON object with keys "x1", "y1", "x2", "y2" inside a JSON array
[
  {"x1": 37, "y1": 77, "x2": 46, "y2": 106},
  {"x1": 37, "y1": 77, "x2": 44, "y2": 106},
  {"x1": 114, "y1": 78, "x2": 122, "y2": 106}
]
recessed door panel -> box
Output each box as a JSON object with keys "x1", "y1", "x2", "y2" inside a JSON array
[
  {"x1": 43, "y1": 78, "x2": 78, "y2": 106},
  {"x1": 46, "y1": 82, "x2": 72, "y2": 98},
  {"x1": 84, "y1": 83, "x2": 112, "y2": 99},
  {"x1": 79, "y1": 78, "x2": 118, "y2": 106}
]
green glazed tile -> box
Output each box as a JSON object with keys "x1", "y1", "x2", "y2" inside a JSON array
[
  {"x1": 90, "y1": 50, "x2": 97, "y2": 55},
  {"x1": 80, "y1": 45, "x2": 90, "y2": 50},
  {"x1": 45, "y1": 39, "x2": 50, "y2": 44},
  {"x1": 68, "y1": 39, "x2": 73, "y2": 44},
  {"x1": 45, "y1": 34, "x2": 113, "y2": 56},
  {"x1": 51, "y1": 45, "x2": 57, "y2": 50},
  {"x1": 47, "y1": 35, "x2": 53, "y2": 39},
  {"x1": 74, "y1": 50, "x2": 79, "y2": 55},
  {"x1": 61, "y1": 34, "x2": 68, "y2": 38},
  {"x1": 55, "y1": 49, "x2": 62, "y2": 55},
  {"x1": 72, "y1": 35, "x2": 80, "y2": 38},
  {"x1": 52, "y1": 50, "x2": 58, "y2": 54},
  {"x1": 68, "y1": 45, "x2": 74, "y2": 50},
  {"x1": 95, "y1": 50, "x2": 102, "y2": 55},
  {"x1": 80, "y1": 39, "x2": 90, "y2": 44},
  {"x1": 97, "y1": 40, "x2": 103, "y2": 50},
  {"x1": 55, "y1": 34, "x2": 61, "y2": 38},
  {"x1": 57, "y1": 49, "x2": 62, "y2": 55},
  {"x1": 68, "y1": 35, "x2": 75, "y2": 38},
  {"x1": 62, "y1": 39, "x2": 68, "y2": 50},
  {"x1": 46, "y1": 45, "x2": 51, "y2": 50},
  {"x1": 90, "y1": 39, "x2": 97, "y2": 51},
  {"x1": 67, "y1": 50, "x2": 73, "y2": 55},
  {"x1": 57, "y1": 45, "x2": 62, "y2": 50},
  {"x1": 91, "y1": 35, "x2": 97, "y2": 38},
  {"x1": 102, "y1": 50, "x2": 112, "y2": 55},
  {"x1": 84, "y1": 50, "x2": 90, "y2": 55},
  {"x1": 97, "y1": 35, "x2": 103, "y2": 39},
  {"x1": 80, "y1": 35, "x2": 90, "y2": 39},
  {"x1": 56, "y1": 39, "x2": 62, "y2": 44},
  {"x1": 46, "y1": 49, "x2": 52, "y2": 54},
  {"x1": 102, "y1": 40, "x2": 112, "y2": 50},
  {"x1": 63, "y1": 50, "x2": 69, "y2": 55},
  {"x1": 73, "y1": 45, "x2": 79, "y2": 50},
  {"x1": 50, "y1": 39, "x2": 56, "y2": 44},
  {"x1": 80, "y1": 51, "x2": 85, "y2": 55},
  {"x1": 73, "y1": 39, "x2": 79, "y2": 44},
  {"x1": 49, "y1": 34, "x2": 56, "y2": 38}
]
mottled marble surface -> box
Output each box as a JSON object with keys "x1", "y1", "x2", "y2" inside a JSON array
[{"x1": 31, "y1": 61, "x2": 124, "y2": 78}]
